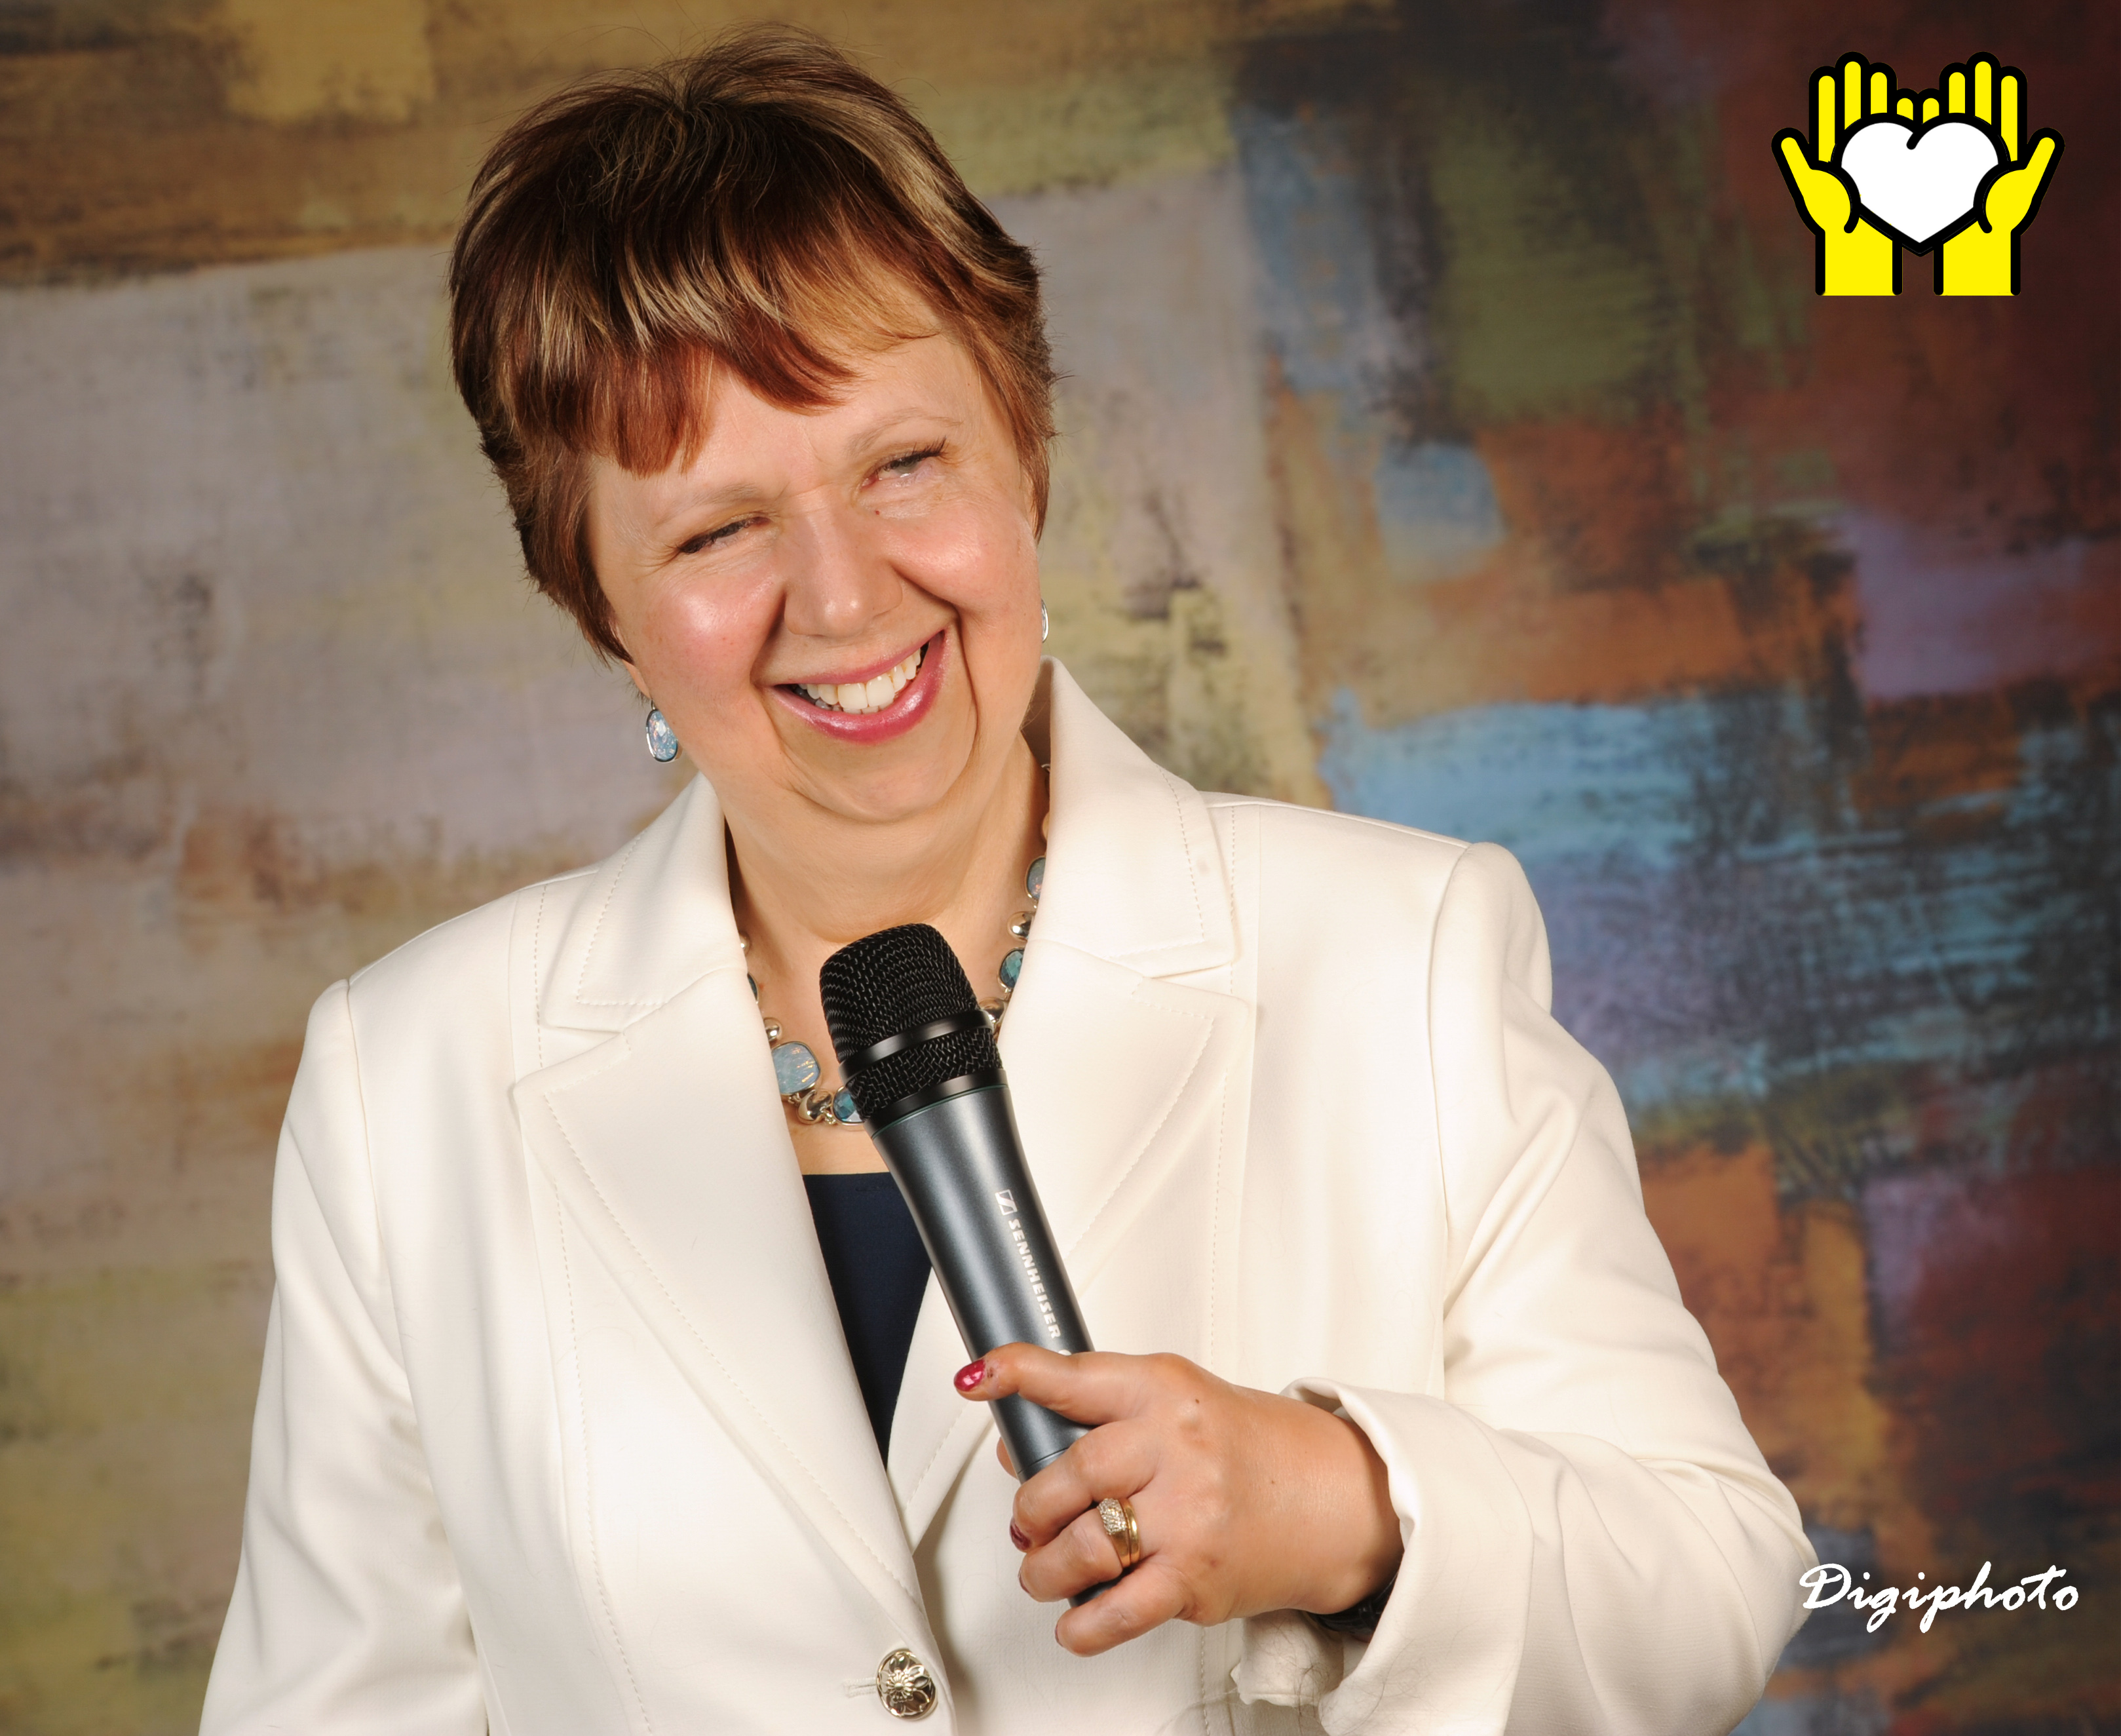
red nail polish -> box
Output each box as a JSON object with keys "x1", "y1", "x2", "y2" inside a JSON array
[
  {"x1": 1009, "y1": 1522, "x2": 1030, "y2": 1551},
  {"x1": 953, "y1": 1359, "x2": 986, "y2": 1393}
]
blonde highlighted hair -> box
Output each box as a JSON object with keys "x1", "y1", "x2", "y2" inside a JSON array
[{"x1": 448, "y1": 27, "x2": 1056, "y2": 661}]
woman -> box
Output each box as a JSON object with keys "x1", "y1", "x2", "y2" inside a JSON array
[{"x1": 202, "y1": 28, "x2": 1810, "y2": 1735}]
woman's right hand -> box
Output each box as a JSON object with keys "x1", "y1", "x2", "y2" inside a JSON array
[{"x1": 956, "y1": 1344, "x2": 1402, "y2": 1656}]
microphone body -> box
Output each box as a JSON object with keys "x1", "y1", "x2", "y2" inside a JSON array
[
  {"x1": 866, "y1": 1081, "x2": 1092, "y2": 1478},
  {"x1": 821, "y1": 924, "x2": 1113, "y2": 1604}
]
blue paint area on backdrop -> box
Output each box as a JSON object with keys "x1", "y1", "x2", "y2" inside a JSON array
[
  {"x1": 1321, "y1": 689, "x2": 2119, "y2": 1180},
  {"x1": 1319, "y1": 688, "x2": 1725, "y2": 870},
  {"x1": 1372, "y1": 440, "x2": 1504, "y2": 577},
  {"x1": 1232, "y1": 100, "x2": 1507, "y2": 584},
  {"x1": 1230, "y1": 104, "x2": 1402, "y2": 399}
]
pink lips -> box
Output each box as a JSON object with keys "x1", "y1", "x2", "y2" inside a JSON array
[{"x1": 772, "y1": 630, "x2": 947, "y2": 745}]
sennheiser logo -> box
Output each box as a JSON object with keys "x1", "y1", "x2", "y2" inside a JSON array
[{"x1": 995, "y1": 1191, "x2": 1062, "y2": 1340}]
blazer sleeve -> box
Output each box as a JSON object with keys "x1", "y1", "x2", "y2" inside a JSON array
[
  {"x1": 1241, "y1": 841, "x2": 1813, "y2": 1736},
  {"x1": 200, "y1": 981, "x2": 487, "y2": 1736}
]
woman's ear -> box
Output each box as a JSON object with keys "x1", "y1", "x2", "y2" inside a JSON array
[{"x1": 621, "y1": 661, "x2": 650, "y2": 699}]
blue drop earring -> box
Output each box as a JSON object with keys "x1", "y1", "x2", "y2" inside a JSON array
[{"x1": 643, "y1": 704, "x2": 680, "y2": 763}]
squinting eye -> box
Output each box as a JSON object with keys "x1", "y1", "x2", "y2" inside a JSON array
[
  {"x1": 881, "y1": 446, "x2": 943, "y2": 478},
  {"x1": 678, "y1": 517, "x2": 752, "y2": 556}
]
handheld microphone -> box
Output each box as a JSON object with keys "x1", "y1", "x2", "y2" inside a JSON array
[{"x1": 820, "y1": 923, "x2": 1094, "y2": 1486}]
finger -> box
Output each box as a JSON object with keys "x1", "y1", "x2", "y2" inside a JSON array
[
  {"x1": 1012, "y1": 1419, "x2": 1156, "y2": 1545},
  {"x1": 2020, "y1": 132, "x2": 2061, "y2": 193},
  {"x1": 1867, "y1": 64, "x2": 1891, "y2": 119},
  {"x1": 1772, "y1": 131, "x2": 1834, "y2": 227},
  {"x1": 957, "y1": 1343, "x2": 1122, "y2": 1429},
  {"x1": 1052, "y1": 1556, "x2": 1192, "y2": 1657},
  {"x1": 1814, "y1": 68, "x2": 1837, "y2": 159},
  {"x1": 1922, "y1": 92, "x2": 1941, "y2": 124},
  {"x1": 1841, "y1": 58, "x2": 1863, "y2": 134},
  {"x1": 993, "y1": 1435, "x2": 1015, "y2": 1476},
  {"x1": 1972, "y1": 54, "x2": 1993, "y2": 126},
  {"x1": 1019, "y1": 1503, "x2": 1132, "y2": 1603},
  {"x1": 1946, "y1": 66, "x2": 1967, "y2": 116},
  {"x1": 1999, "y1": 69, "x2": 2021, "y2": 162},
  {"x1": 1894, "y1": 92, "x2": 1914, "y2": 121},
  {"x1": 961, "y1": 1343, "x2": 1175, "y2": 1428}
]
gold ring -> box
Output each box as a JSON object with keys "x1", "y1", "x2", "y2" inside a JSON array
[{"x1": 1096, "y1": 1496, "x2": 1143, "y2": 1573}]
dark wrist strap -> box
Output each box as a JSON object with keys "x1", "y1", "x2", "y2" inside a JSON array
[{"x1": 1309, "y1": 1570, "x2": 1396, "y2": 1638}]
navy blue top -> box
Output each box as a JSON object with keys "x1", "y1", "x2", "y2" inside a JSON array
[{"x1": 803, "y1": 1172, "x2": 933, "y2": 1456}]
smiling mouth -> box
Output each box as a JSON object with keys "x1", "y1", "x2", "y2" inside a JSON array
[{"x1": 785, "y1": 642, "x2": 929, "y2": 715}]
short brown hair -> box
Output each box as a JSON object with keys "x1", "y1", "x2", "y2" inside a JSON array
[{"x1": 448, "y1": 28, "x2": 1056, "y2": 662}]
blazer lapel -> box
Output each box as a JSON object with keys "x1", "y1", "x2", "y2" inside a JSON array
[
  {"x1": 885, "y1": 948, "x2": 1252, "y2": 1538},
  {"x1": 887, "y1": 666, "x2": 1255, "y2": 1543},
  {"x1": 514, "y1": 776, "x2": 934, "y2": 1646},
  {"x1": 516, "y1": 969, "x2": 935, "y2": 1642}
]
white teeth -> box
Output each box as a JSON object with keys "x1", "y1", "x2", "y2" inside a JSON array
[{"x1": 793, "y1": 642, "x2": 927, "y2": 712}]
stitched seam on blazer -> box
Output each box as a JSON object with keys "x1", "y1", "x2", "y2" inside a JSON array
[
  {"x1": 1165, "y1": 770, "x2": 1208, "y2": 948},
  {"x1": 1197, "y1": 1625, "x2": 1213, "y2": 1735},
  {"x1": 551, "y1": 1179, "x2": 657, "y2": 1733},
  {"x1": 572, "y1": 832, "x2": 664, "y2": 1011},
  {"x1": 1073, "y1": 981, "x2": 1218, "y2": 1253},
  {"x1": 908, "y1": 1383, "x2": 987, "y2": 1510},
  {"x1": 1204, "y1": 803, "x2": 1244, "y2": 1383},
  {"x1": 537, "y1": 1090, "x2": 925, "y2": 1608},
  {"x1": 1195, "y1": 1053, "x2": 1233, "y2": 1736},
  {"x1": 1104, "y1": 770, "x2": 1213, "y2": 964},
  {"x1": 336, "y1": 981, "x2": 415, "y2": 1379},
  {"x1": 531, "y1": 882, "x2": 549, "y2": 1072},
  {"x1": 1421, "y1": 841, "x2": 1476, "y2": 1283},
  {"x1": 1217, "y1": 803, "x2": 1242, "y2": 989},
  {"x1": 1206, "y1": 1070, "x2": 1228, "y2": 1377}
]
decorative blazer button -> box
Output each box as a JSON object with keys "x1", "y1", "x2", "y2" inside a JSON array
[{"x1": 875, "y1": 1648, "x2": 938, "y2": 1719}]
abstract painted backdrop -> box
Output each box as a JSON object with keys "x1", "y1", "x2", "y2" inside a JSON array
[{"x1": 1, "y1": 2, "x2": 2112, "y2": 1731}]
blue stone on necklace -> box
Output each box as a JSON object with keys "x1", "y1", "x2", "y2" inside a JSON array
[
  {"x1": 772, "y1": 1040, "x2": 820, "y2": 1095},
  {"x1": 746, "y1": 853, "x2": 1042, "y2": 1128}
]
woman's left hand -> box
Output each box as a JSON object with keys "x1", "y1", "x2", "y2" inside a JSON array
[{"x1": 955, "y1": 1344, "x2": 1404, "y2": 1656}]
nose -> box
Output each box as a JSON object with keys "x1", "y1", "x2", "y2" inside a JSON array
[{"x1": 778, "y1": 492, "x2": 903, "y2": 642}]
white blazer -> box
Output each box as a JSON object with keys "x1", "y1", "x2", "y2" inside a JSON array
[{"x1": 202, "y1": 663, "x2": 1811, "y2": 1736}]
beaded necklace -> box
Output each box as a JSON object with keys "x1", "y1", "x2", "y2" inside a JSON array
[{"x1": 746, "y1": 855, "x2": 1044, "y2": 1129}]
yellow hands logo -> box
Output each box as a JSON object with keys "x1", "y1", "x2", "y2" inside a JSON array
[{"x1": 1774, "y1": 54, "x2": 2063, "y2": 296}]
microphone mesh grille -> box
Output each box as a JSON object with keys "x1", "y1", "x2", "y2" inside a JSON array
[{"x1": 820, "y1": 923, "x2": 1000, "y2": 1120}]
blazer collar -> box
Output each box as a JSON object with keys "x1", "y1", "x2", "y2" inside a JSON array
[
  {"x1": 537, "y1": 659, "x2": 1234, "y2": 1038},
  {"x1": 1022, "y1": 660, "x2": 1236, "y2": 979},
  {"x1": 538, "y1": 771, "x2": 744, "y2": 1035}
]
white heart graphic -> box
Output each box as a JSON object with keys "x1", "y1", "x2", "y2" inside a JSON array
[{"x1": 1841, "y1": 118, "x2": 2000, "y2": 247}]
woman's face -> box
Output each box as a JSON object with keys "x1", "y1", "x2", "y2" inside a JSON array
[{"x1": 585, "y1": 329, "x2": 1042, "y2": 838}]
